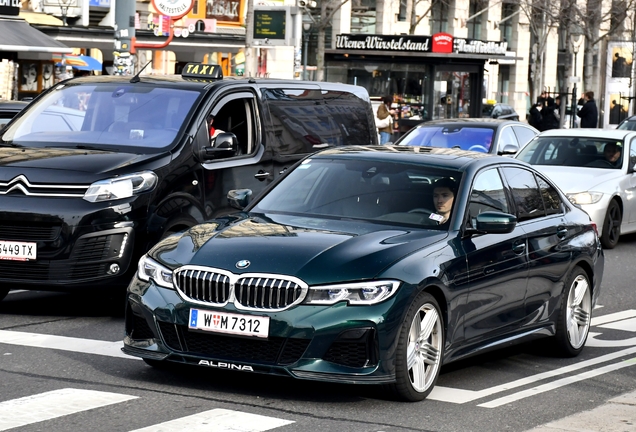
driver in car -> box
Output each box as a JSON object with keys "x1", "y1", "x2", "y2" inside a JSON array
[
  {"x1": 603, "y1": 142, "x2": 622, "y2": 166},
  {"x1": 431, "y1": 177, "x2": 457, "y2": 225}
]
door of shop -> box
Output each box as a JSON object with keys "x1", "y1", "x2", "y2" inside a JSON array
[{"x1": 432, "y1": 64, "x2": 483, "y2": 120}]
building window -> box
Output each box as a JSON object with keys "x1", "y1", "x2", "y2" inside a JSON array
[
  {"x1": 351, "y1": 0, "x2": 376, "y2": 34},
  {"x1": 497, "y1": 65, "x2": 510, "y2": 104},
  {"x1": 398, "y1": 0, "x2": 407, "y2": 21},
  {"x1": 467, "y1": 0, "x2": 485, "y2": 40},
  {"x1": 500, "y1": 1, "x2": 516, "y2": 44},
  {"x1": 430, "y1": 0, "x2": 449, "y2": 33}
]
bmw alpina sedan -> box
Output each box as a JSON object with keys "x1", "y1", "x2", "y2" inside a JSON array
[
  {"x1": 123, "y1": 146, "x2": 603, "y2": 401},
  {"x1": 515, "y1": 129, "x2": 636, "y2": 249}
]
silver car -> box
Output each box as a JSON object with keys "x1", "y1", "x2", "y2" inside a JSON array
[{"x1": 516, "y1": 129, "x2": 636, "y2": 249}]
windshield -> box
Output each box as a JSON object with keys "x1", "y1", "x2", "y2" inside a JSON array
[
  {"x1": 252, "y1": 157, "x2": 462, "y2": 229},
  {"x1": 516, "y1": 136, "x2": 624, "y2": 169},
  {"x1": 1, "y1": 83, "x2": 201, "y2": 150},
  {"x1": 397, "y1": 126, "x2": 494, "y2": 153},
  {"x1": 617, "y1": 119, "x2": 636, "y2": 131}
]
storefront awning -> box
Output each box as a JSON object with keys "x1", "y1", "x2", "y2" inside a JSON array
[{"x1": 0, "y1": 17, "x2": 72, "y2": 53}]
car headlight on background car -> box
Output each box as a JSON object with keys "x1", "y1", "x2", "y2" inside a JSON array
[
  {"x1": 137, "y1": 254, "x2": 174, "y2": 289},
  {"x1": 83, "y1": 171, "x2": 157, "y2": 202},
  {"x1": 304, "y1": 280, "x2": 400, "y2": 305},
  {"x1": 566, "y1": 192, "x2": 604, "y2": 205}
]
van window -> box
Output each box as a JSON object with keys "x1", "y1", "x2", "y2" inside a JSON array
[
  {"x1": 208, "y1": 92, "x2": 259, "y2": 155},
  {"x1": 262, "y1": 87, "x2": 372, "y2": 156}
]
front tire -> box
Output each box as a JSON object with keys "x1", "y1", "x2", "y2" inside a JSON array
[
  {"x1": 601, "y1": 199, "x2": 621, "y2": 249},
  {"x1": 387, "y1": 292, "x2": 444, "y2": 401},
  {"x1": 553, "y1": 268, "x2": 592, "y2": 357}
]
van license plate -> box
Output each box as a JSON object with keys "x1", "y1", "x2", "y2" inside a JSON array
[
  {"x1": 0, "y1": 241, "x2": 37, "y2": 261},
  {"x1": 189, "y1": 309, "x2": 270, "y2": 338}
]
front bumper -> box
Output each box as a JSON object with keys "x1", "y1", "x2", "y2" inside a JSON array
[
  {"x1": 123, "y1": 278, "x2": 408, "y2": 385},
  {"x1": 0, "y1": 195, "x2": 145, "y2": 288}
]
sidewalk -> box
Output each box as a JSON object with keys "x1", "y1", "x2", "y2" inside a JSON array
[{"x1": 525, "y1": 390, "x2": 636, "y2": 431}]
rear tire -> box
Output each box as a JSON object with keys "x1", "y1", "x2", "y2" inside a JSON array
[
  {"x1": 386, "y1": 291, "x2": 444, "y2": 401},
  {"x1": 601, "y1": 200, "x2": 621, "y2": 249},
  {"x1": 553, "y1": 267, "x2": 592, "y2": 357}
]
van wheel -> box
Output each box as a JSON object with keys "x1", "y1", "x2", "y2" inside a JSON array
[
  {"x1": 552, "y1": 268, "x2": 592, "y2": 357},
  {"x1": 0, "y1": 288, "x2": 9, "y2": 302},
  {"x1": 385, "y1": 292, "x2": 443, "y2": 401},
  {"x1": 601, "y1": 200, "x2": 621, "y2": 249},
  {"x1": 159, "y1": 215, "x2": 197, "y2": 241}
]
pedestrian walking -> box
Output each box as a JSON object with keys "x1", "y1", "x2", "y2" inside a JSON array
[
  {"x1": 376, "y1": 96, "x2": 395, "y2": 145},
  {"x1": 577, "y1": 91, "x2": 599, "y2": 128}
]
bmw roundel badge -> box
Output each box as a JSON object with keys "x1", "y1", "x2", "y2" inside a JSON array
[{"x1": 236, "y1": 260, "x2": 250, "y2": 269}]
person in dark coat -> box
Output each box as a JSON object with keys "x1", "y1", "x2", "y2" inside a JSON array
[
  {"x1": 539, "y1": 97, "x2": 560, "y2": 131},
  {"x1": 577, "y1": 91, "x2": 598, "y2": 128}
]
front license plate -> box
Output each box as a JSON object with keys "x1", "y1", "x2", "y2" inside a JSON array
[
  {"x1": 0, "y1": 240, "x2": 37, "y2": 261},
  {"x1": 189, "y1": 309, "x2": 270, "y2": 338}
]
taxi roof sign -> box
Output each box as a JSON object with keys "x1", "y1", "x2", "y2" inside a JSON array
[{"x1": 182, "y1": 63, "x2": 223, "y2": 80}]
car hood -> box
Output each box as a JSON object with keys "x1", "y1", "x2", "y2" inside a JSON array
[
  {"x1": 0, "y1": 147, "x2": 165, "y2": 183},
  {"x1": 532, "y1": 165, "x2": 625, "y2": 193},
  {"x1": 152, "y1": 213, "x2": 448, "y2": 285}
]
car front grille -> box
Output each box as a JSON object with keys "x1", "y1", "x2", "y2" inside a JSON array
[
  {"x1": 0, "y1": 224, "x2": 61, "y2": 241},
  {"x1": 157, "y1": 321, "x2": 310, "y2": 365},
  {"x1": 174, "y1": 266, "x2": 308, "y2": 312},
  {"x1": 0, "y1": 176, "x2": 88, "y2": 197}
]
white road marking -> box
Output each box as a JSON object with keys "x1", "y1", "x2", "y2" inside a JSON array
[
  {"x1": 591, "y1": 309, "x2": 636, "y2": 326},
  {"x1": 478, "y1": 357, "x2": 636, "y2": 408},
  {"x1": 0, "y1": 388, "x2": 137, "y2": 431},
  {"x1": 0, "y1": 330, "x2": 136, "y2": 360},
  {"x1": 429, "y1": 346, "x2": 636, "y2": 403},
  {"x1": 129, "y1": 408, "x2": 294, "y2": 432},
  {"x1": 599, "y1": 317, "x2": 636, "y2": 332}
]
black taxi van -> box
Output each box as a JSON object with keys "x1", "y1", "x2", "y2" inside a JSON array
[{"x1": 0, "y1": 64, "x2": 377, "y2": 300}]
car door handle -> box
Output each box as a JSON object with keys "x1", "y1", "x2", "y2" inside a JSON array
[
  {"x1": 512, "y1": 242, "x2": 526, "y2": 254},
  {"x1": 254, "y1": 171, "x2": 270, "y2": 180},
  {"x1": 557, "y1": 227, "x2": 568, "y2": 239}
]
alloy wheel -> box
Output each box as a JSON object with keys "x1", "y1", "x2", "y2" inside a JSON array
[
  {"x1": 566, "y1": 274, "x2": 591, "y2": 350},
  {"x1": 407, "y1": 303, "x2": 443, "y2": 392}
]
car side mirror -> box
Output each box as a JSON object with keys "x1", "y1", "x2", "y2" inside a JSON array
[
  {"x1": 228, "y1": 188, "x2": 252, "y2": 210},
  {"x1": 498, "y1": 144, "x2": 519, "y2": 156},
  {"x1": 474, "y1": 212, "x2": 517, "y2": 234},
  {"x1": 200, "y1": 132, "x2": 239, "y2": 160}
]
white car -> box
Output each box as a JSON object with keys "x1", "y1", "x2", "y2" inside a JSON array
[{"x1": 515, "y1": 129, "x2": 636, "y2": 249}]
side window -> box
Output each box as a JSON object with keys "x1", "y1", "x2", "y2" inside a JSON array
[
  {"x1": 208, "y1": 92, "x2": 258, "y2": 156},
  {"x1": 467, "y1": 168, "x2": 510, "y2": 228},
  {"x1": 512, "y1": 126, "x2": 537, "y2": 147},
  {"x1": 536, "y1": 175, "x2": 564, "y2": 215},
  {"x1": 502, "y1": 167, "x2": 546, "y2": 221},
  {"x1": 492, "y1": 105, "x2": 502, "y2": 118},
  {"x1": 630, "y1": 140, "x2": 636, "y2": 169},
  {"x1": 322, "y1": 90, "x2": 374, "y2": 146},
  {"x1": 498, "y1": 126, "x2": 519, "y2": 152},
  {"x1": 262, "y1": 87, "x2": 334, "y2": 157}
]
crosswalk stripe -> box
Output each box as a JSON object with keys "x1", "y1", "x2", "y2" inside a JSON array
[
  {"x1": 129, "y1": 408, "x2": 294, "y2": 432},
  {"x1": 0, "y1": 388, "x2": 138, "y2": 431},
  {"x1": 0, "y1": 329, "x2": 135, "y2": 360}
]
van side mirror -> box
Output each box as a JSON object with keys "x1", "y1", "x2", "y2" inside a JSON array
[
  {"x1": 228, "y1": 188, "x2": 252, "y2": 210},
  {"x1": 200, "y1": 132, "x2": 239, "y2": 160}
]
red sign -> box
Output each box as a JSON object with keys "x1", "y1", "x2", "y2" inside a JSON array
[{"x1": 432, "y1": 33, "x2": 453, "y2": 53}]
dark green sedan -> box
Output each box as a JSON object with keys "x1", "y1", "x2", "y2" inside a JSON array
[{"x1": 123, "y1": 146, "x2": 603, "y2": 401}]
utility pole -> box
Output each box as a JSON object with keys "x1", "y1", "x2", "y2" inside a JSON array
[
  {"x1": 244, "y1": 0, "x2": 256, "y2": 77},
  {"x1": 114, "y1": 0, "x2": 136, "y2": 75}
]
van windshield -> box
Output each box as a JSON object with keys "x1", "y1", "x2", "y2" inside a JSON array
[{"x1": 1, "y1": 83, "x2": 201, "y2": 151}]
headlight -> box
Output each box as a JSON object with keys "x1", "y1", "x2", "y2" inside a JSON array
[
  {"x1": 304, "y1": 280, "x2": 400, "y2": 305},
  {"x1": 137, "y1": 254, "x2": 174, "y2": 289},
  {"x1": 83, "y1": 171, "x2": 157, "y2": 202},
  {"x1": 566, "y1": 192, "x2": 604, "y2": 205}
]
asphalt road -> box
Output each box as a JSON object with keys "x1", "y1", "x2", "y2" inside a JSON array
[{"x1": 1, "y1": 234, "x2": 635, "y2": 432}]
